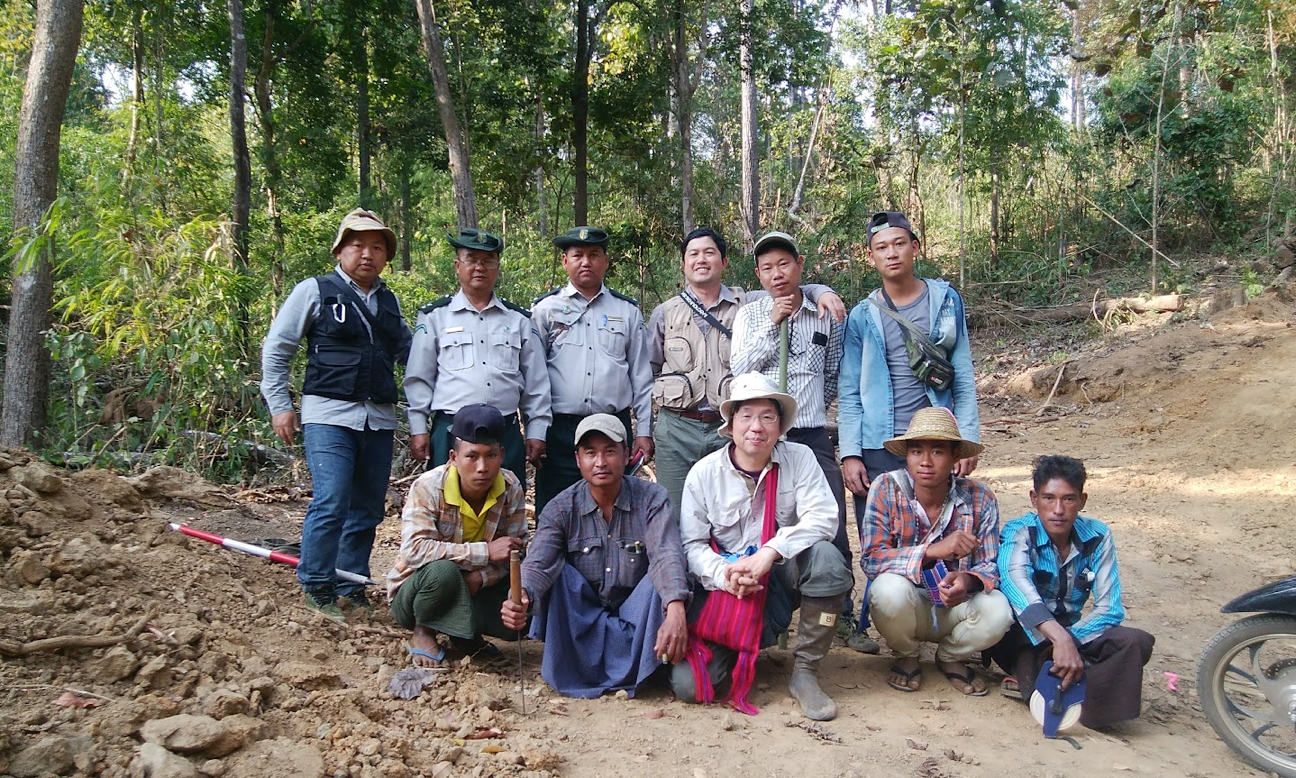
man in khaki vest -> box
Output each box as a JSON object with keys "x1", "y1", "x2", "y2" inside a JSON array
[{"x1": 649, "y1": 228, "x2": 844, "y2": 525}]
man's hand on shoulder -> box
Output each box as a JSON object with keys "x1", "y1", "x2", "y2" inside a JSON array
[
  {"x1": 953, "y1": 455, "x2": 979, "y2": 477},
  {"x1": 272, "y1": 411, "x2": 301, "y2": 445},
  {"x1": 816, "y1": 290, "x2": 846, "y2": 323}
]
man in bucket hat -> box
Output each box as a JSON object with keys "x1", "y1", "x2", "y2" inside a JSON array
[
  {"x1": 500, "y1": 413, "x2": 689, "y2": 699},
  {"x1": 860, "y1": 407, "x2": 1013, "y2": 696},
  {"x1": 531, "y1": 227, "x2": 654, "y2": 515},
  {"x1": 387, "y1": 404, "x2": 527, "y2": 667},
  {"x1": 405, "y1": 227, "x2": 551, "y2": 488},
  {"x1": 672, "y1": 373, "x2": 853, "y2": 720},
  {"x1": 261, "y1": 208, "x2": 412, "y2": 621}
]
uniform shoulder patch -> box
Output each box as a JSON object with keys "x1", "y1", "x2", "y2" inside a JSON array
[
  {"x1": 608, "y1": 287, "x2": 639, "y2": 306},
  {"x1": 500, "y1": 298, "x2": 532, "y2": 318},
  {"x1": 418, "y1": 296, "x2": 452, "y2": 315},
  {"x1": 532, "y1": 288, "x2": 561, "y2": 306}
]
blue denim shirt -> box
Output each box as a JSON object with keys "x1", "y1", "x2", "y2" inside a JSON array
[{"x1": 839, "y1": 278, "x2": 980, "y2": 457}]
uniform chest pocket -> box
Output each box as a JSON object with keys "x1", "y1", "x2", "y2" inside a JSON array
[
  {"x1": 317, "y1": 297, "x2": 368, "y2": 340},
  {"x1": 438, "y1": 330, "x2": 474, "y2": 372},
  {"x1": 596, "y1": 316, "x2": 627, "y2": 357},
  {"x1": 489, "y1": 329, "x2": 522, "y2": 373}
]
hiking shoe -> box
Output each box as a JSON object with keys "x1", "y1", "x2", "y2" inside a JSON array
[
  {"x1": 846, "y1": 631, "x2": 882, "y2": 654},
  {"x1": 339, "y1": 590, "x2": 376, "y2": 621},
  {"x1": 303, "y1": 591, "x2": 346, "y2": 622}
]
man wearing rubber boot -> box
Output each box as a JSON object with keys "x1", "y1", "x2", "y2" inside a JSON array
[
  {"x1": 673, "y1": 373, "x2": 853, "y2": 720},
  {"x1": 386, "y1": 404, "x2": 527, "y2": 667}
]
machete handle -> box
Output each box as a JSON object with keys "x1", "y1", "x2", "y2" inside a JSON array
[{"x1": 509, "y1": 549, "x2": 523, "y2": 606}]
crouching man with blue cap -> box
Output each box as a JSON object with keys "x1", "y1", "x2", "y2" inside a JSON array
[{"x1": 386, "y1": 404, "x2": 527, "y2": 667}]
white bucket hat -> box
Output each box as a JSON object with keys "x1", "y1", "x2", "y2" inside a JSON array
[{"x1": 719, "y1": 373, "x2": 798, "y2": 437}]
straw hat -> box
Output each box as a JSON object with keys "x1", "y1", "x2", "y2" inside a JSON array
[
  {"x1": 719, "y1": 373, "x2": 798, "y2": 436},
  {"x1": 883, "y1": 407, "x2": 983, "y2": 459}
]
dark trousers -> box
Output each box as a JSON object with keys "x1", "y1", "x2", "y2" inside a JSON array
[
  {"x1": 987, "y1": 623, "x2": 1156, "y2": 728},
  {"x1": 535, "y1": 408, "x2": 633, "y2": 516},
  {"x1": 430, "y1": 410, "x2": 526, "y2": 489},
  {"x1": 787, "y1": 426, "x2": 852, "y2": 571},
  {"x1": 850, "y1": 448, "x2": 907, "y2": 541}
]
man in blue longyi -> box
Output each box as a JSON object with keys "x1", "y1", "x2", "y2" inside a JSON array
[{"x1": 500, "y1": 414, "x2": 690, "y2": 698}]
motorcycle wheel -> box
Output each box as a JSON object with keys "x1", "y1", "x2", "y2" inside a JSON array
[{"x1": 1198, "y1": 613, "x2": 1296, "y2": 778}]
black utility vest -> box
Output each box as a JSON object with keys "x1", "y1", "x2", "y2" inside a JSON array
[{"x1": 302, "y1": 274, "x2": 403, "y2": 404}]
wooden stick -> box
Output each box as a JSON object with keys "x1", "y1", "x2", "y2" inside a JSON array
[
  {"x1": 1036, "y1": 362, "x2": 1070, "y2": 416},
  {"x1": 0, "y1": 609, "x2": 155, "y2": 657}
]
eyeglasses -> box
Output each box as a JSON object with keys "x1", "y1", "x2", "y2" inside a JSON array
[{"x1": 458, "y1": 257, "x2": 500, "y2": 269}]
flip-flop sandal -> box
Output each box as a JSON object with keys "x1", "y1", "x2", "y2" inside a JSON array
[
  {"x1": 887, "y1": 663, "x2": 923, "y2": 692},
  {"x1": 407, "y1": 644, "x2": 445, "y2": 667},
  {"x1": 1001, "y1": 676, "x2": 1022, "y2": 700},
  {"x1": 941, "y1": 664, "x2": 989, "y2": 697}
]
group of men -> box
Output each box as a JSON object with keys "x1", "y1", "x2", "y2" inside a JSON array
[{"x1": 260, "y1": 207, "x2": 1154, "y2": 732}]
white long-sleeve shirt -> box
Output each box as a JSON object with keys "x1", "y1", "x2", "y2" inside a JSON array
[{"x1": 679, "y1": 440, "x2": 839, "y2": 591}]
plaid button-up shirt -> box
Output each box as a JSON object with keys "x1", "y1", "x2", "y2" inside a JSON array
[
  {"x1": 385, "y1": 464, "x2": 528, "y2": 600},
  {"x1": 860, "y1": 469, "x2": 1002, "y2": 591},
  {"x1": 521, "y1": 476, "x2": 690, "y2": 610}
]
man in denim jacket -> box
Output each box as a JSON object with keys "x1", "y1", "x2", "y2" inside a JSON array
[{"x1": 839, "y1": 211, "x2": 981, "y2": 650}]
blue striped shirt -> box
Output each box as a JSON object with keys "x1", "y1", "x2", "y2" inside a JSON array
[{"x1": 998, "y1": 513, "x2": 1125, "y2": 646}]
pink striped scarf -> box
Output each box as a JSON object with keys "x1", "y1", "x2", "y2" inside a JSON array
[{"x1": 684, "y1": 464, "x2": 779, "y2": 715}]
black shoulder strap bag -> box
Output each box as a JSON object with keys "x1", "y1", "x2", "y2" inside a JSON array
[
  {"x1": 871, "y1": 288, "x2": 955, "y2": 392},
  {"x1": 678, "y1": 290, "x2": 733, "y2": 339}
]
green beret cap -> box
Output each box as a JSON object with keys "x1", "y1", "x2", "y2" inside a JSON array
[
  {"x1": 552, "y1": 226, "x2": 609, "y2": 250},
  {"x1": 447, "y1": 227, "x2": 504, "y2": 253}
]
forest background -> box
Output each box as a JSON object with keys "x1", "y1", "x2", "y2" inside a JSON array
[{"x1": 0, "y1": 0, "x2": 1292, "y2": 480}]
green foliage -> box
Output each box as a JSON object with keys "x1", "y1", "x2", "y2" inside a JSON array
[{"x1": 3, "y1": 0, "x2": 1292, "y2": 481}]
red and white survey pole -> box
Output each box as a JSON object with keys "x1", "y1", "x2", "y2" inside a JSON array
[{"x1": 168, "y1": 523, "x2": 375, "y2": 586}]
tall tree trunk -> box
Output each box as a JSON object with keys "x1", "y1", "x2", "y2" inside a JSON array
[
  {"x1": 1070, "y1": 8, "x2": 1085, "y2": 132},
  {"x1": 2, "y1": 0, "x2": 85, "y2": 446},
  {"x1": 989, "y1": 158, "x2": 1000, "y2": 263},
  {"x1": 534, "y1": 92, "x2": 548, "y2": 236},
  {"x1": 228, "y1": 0, "x2": 252, "y2": 357},
  {"x1": 572, "y1": 0, "x2": 593, "y2": 225},
  {"x1": 738, "y1": 0, "x2": 759, "y2": 249},
  {"x1": 672, "y1": 0, "x2": 695, "y2": 233},
  {"x1": 414, "y1": 0, "x2": 478, "y2": 228},
  {"x1": 254, "y1": 6, "x2": 286, "y2": 297},
  {"x1": 399, "y1": 158, "x2": 413, "y2": 272},
  {"x1": 356, "y1": 27, "x2": 371, "y2": 207},
  {"x1": 125, "y1": 3, "x2": 144, "y2": 170}
]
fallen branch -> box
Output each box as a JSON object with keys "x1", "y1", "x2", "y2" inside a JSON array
[
  {"x1": 979, "y1": 294, "x2": 1183, "y2": 325},
  {"x1": 0, "y1": 609, "x2": 155, "y2": 658},
  {"x1": 3, "y1": 684, "x2": 118, "y2": 703},
  {"x1": 1036, "y1": 362, "x2": 1070, "y2": 416}
]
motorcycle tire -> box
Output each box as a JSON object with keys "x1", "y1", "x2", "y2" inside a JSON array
[{"x1": 1198, "y1": 613, "x2": 1296, "y2": 778}]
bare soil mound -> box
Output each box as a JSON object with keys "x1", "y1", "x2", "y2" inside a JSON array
[{"x1": 2, "y1": 284, "x2": 1294, "y2": 778}]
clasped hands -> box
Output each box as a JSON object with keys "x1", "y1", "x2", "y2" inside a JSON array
[{"x1": 721, "y1": 547, "x2": 781, "y2": 599}]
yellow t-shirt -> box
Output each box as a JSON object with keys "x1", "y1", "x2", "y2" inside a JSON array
[{"x1": 444, "y1": 467, "x2": 506, "y2": 542}]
